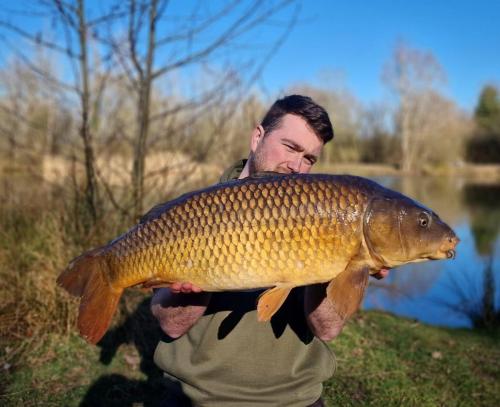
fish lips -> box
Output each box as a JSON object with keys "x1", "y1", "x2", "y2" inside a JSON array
[
  {"x1": 429, "y1": 235, "x2": 460, "y2": 260},
  {"x1": 429, "y1": 249, "x2": 456, "y2": 260}
]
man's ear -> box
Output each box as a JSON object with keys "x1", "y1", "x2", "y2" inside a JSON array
[{"x1": 250, "y1": 125, "x2": 265, "y2": 152}]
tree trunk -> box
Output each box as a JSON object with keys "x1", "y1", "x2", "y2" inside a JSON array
[
  {"x1": 400, "y1": 95, "x2": 412, "y2": 173},
  {"x1": 132, "y1": 0, "x2": 157, "y2": 220},
  {"x1": 77, "y1": 0, "x2": 99, "y2": 226}
]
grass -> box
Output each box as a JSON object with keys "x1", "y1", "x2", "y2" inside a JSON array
[
  {"x1": 1, "y1": 294, "x2": 171, "y2": 407},
  {"x1": 1, "y1": 305, "x2": 499, "y2": 406},
  {"x1": 324, "y1": 312, "x2": 499, "y2": 406}
]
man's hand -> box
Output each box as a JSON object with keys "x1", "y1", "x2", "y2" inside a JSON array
[
  {"x1": 372, "y1": 268, "x2": 390, "y2": 280},
  {"x1": 169, "y1": 282, "x2": 203, "y2": 294},
  {"x1": 305, "y1": 268, "x2": 390, "y2": 341},
  {"x1": 151, "y1": 287, "x2": 210, "y2": 338},
  {"x1": 304, "y1": 283, "x2": 345, "y2": 341}
]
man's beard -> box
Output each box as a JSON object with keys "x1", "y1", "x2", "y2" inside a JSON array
[
  {"x1": 247, "y1": 150, "x2": 266, "y2": 175},
  {"x1": 248, "y1": 145, "x2": 291, "y2": 175}
]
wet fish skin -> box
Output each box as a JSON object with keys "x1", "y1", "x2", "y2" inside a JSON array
[
  {"x1": 57, "y1": 173, "x2": 458, "y2": 344},
  {"x1": 108, "y1": 175, "x2": 372, "y2": 290}
]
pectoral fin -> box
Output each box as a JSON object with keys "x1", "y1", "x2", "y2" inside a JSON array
[
  {"x1": 257, "y1": 285, "x2": 293, "y2": 321},
  {"x1": 326, "y1": 266, "x2": 369, "y2": 320}
]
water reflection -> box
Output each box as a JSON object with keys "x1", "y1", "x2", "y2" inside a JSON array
[
  {"x1": 365, "y1": 177, "x2": 500, "y2": 329},
  {"x1": 464, "y1": 184, "x2": 500, "y2": 256}
]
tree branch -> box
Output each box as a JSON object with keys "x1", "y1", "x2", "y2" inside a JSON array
[
  {"x1": 152, "y1": 0, "x2": 268, "y2": 80},
  {"x1": 1, "y1": 40, "x2": 79, "y2": 93},
  {"x1": 154, "y1": 0, "x2": 240, "y2": 48},
  {"x1": 0, "y1": 19, "x2": 81, "y2": 58},
  {"x1": 128, "y1": 0, "x2": 145, "y2": 79}
]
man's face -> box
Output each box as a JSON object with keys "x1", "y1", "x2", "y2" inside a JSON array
[{"x1": 249, "y1": 114, "x2": 324, "y2": 175}]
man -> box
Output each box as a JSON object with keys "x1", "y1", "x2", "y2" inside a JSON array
[{"x1": 151, "y1": 95, "x2": 388, "y2": 406}]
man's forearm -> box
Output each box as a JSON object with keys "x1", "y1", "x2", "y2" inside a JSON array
[
  {"x1": 151, "y1": 288, "x2": 211, "y2": 338},
  {"x1": 304, "y1": 283, "x2": 346, "y2": 341}
]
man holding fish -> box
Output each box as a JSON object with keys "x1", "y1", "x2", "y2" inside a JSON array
[
  {"x1": 151, "y1": 95, "x2": 389, "y2": 407},
  {"x1": 57, "y1": 94, "x2": 458, "y2": 405}
]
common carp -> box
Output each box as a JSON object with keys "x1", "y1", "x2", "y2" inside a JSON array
[{"x1": 57, "y1": 173, "x2": 459, "y2": 344}]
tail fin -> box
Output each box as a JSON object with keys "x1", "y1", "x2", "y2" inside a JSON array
[{"x1": 57, "y1": 248, "x2": 123, "y2": 344}]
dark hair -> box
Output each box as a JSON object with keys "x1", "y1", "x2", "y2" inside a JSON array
[{"x1": 260, "y1": 95, "x2": 334, "y2": 144}]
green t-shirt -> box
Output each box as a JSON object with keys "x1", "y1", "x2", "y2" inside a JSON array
[{"x1": 153, "y1": 160, "x2": 336, "y2": 406}]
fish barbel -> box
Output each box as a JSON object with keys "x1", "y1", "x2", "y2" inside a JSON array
[{"x1": 57, "y1": 173, "x2": 459, "y2": 344}]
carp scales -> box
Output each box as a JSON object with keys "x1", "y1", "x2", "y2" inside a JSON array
[{"x1": 57, "y1": 173, "x2": 459, "y2": 344}]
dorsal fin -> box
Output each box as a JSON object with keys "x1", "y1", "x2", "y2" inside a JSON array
[
  {"x1": 139, "y1": 202, "x2": 169, "y2": 224},
  {"x1": 249, "y1": 171, "x2": 286, "y2": 179}
]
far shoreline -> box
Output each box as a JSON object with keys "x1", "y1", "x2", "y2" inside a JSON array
[
  {"x1": 315, "y1": 162, "x2": 500, "y2": 183},
  {"x1": 1, "y1": 156, "x2": 500, "y2": 185}
]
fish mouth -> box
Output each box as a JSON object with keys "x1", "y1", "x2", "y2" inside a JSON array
[
  {"x1": 427, "y1": 250, "x2": 453, "y2": 260},
  {"x1": 430, "y1": 235, "x2": 459, "y2": 260},
  {"x1": 446, "y1": 249, "x2": 456, "y2": 259}
]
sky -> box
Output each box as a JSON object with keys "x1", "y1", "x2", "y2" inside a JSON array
[
  {"x1": 257, "y1": 0, "x2": 500, "y2": 112},
  {"x1": 1, "y1": 0, "x2": 499, "y2": 113}
]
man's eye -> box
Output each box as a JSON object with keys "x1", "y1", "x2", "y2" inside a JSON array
[{"x1": 303, "y1": 155, "x2": 316, "y2": 165}]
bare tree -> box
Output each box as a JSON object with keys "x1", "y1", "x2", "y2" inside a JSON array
[
  {"x1": 75, "y1": 0, "x2": 99, "y2": 224},
  {"x1": 406, "y1": 90, "x2": 471, "y2": 170},
  {"x1": 0, "y1": 56, "x2": 65, "y2": 164},
  {"x1": 382, "y1": 42, "x2": 447, "y2": 172},
  {"x1": 359, "y1": 102, "x2": 399, "y2": 165},
  {"x1": 99, "y1": 0, "x2": 298, "y2": 219},
  {"x1": 0, "y1": 0, "x2": 114, "y2": 228},
  {"x1": 289, "y1": 83, "x2": 362, "y2": 163},
  {"x1": 1, "y1": 0, "x2": 298, "y2": 221}
]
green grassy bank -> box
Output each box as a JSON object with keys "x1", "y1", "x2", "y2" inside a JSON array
[
  {"x1": 324, "y1": 312, "x2": 499, "y2": 406},
  {"x1": 1, "y1": 305, "x2": 499, "y2": 407}
]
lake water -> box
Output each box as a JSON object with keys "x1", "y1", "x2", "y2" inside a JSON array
[{"x1": 363, "y1": 176, "x2": 500, "y2": 329}]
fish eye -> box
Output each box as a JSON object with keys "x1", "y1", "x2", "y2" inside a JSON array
[{"x1": 418, "y1": 212, "x2": 431, "y2": 228}]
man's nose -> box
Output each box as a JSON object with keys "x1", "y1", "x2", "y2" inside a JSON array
[{"x1": 287, "y1": 157, "x2": 302, "y2": 173}]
